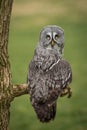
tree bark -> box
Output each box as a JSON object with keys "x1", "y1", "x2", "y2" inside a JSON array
[{"x1": 0, "y1": 0, "x2": 29, "y2": 130}]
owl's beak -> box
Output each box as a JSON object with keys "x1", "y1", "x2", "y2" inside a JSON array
[{"x1": 51, "y1": 40, "x2": 55, "y2": 47}]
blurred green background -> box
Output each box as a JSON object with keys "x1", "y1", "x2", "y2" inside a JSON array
[{"x1": 9, "y1": 0, "x2": 87, "y2": 130}]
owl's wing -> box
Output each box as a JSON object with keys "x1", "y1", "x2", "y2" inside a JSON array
[
  {"x1": 27, "y1": 60, "x2": 36, "y2": 86},
  {"x1": 27, "y1": 59, "x2": 49, "y2": 103},
  {"x1": 45, "y1": 59, "x2": 72, "y2": 93}
]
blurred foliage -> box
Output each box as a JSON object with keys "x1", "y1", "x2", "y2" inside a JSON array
[{"x1": 9, "y1": 0, "x2": 87, "y2": 130}]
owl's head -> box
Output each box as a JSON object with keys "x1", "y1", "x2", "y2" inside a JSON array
[{"x1": 39, "y1": 25, "x2": 64, "y2": 56}]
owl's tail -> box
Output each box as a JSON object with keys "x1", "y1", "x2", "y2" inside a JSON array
[{"x1": 33, "y1": 101, "x2": 56, "y2": 123}]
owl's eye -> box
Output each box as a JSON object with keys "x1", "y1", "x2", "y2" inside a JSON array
[
  {"x1": 55, "y1": 34, "x2": 59, "y2": 40},
  {"x1": 46, "y1": 34, "x2": 51, "y2": 40}
]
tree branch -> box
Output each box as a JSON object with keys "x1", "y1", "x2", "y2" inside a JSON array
[{"x1": 12, "y1": 84, "x2": 29, "y2": 99}]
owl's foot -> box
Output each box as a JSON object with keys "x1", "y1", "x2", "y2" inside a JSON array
[{"x1": 60, "y1": 86, "x2": 72, "y2": 98}]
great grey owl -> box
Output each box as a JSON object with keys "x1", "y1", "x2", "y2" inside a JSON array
[{"x1": 27, "y1": 25, "x2": 72, "y2": 123}]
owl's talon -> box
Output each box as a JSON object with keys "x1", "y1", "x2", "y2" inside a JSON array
[
  {"x1": 60, "y1": 86, "x2": 72, "y2": 98},
  {"x1": 67, "y1": 88, "x2": 72, "y2": 98}
]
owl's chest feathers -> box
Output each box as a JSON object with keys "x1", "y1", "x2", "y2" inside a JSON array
[
  {"x1": 46, "y1": 58, "x2": 60, "y2": 72},
  {"x1": 34, "y1": 47, "x2": 61, "y2": 72}
]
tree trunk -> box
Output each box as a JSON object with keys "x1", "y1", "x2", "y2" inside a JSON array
[
  {"x1": 0, "y1": 0, "x2": 13, "y2": 129},
  {"x1": 0, "y1": 0, "x2": 28, "y2": 130}
]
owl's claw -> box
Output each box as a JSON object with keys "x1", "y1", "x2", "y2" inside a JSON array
[{"x1": 60, "y1": 86, "x2": 72, "y2": 98}]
